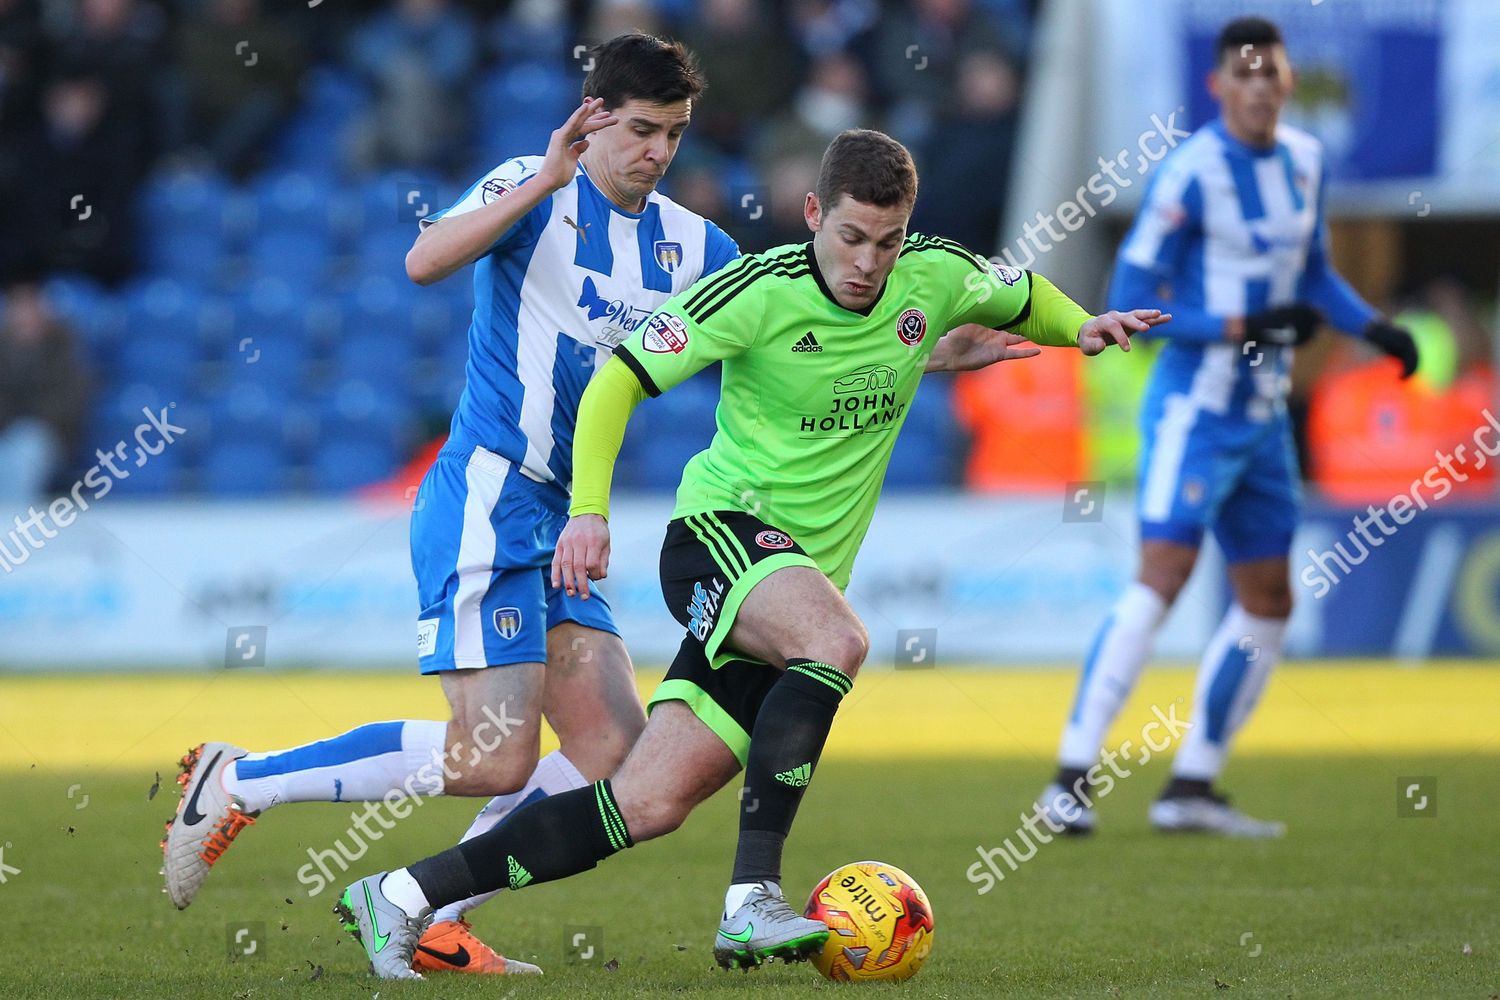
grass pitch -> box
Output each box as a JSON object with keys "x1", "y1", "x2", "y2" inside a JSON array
[{"x1": 0, "y1": 664, "x2": 1496, "y2": 998}]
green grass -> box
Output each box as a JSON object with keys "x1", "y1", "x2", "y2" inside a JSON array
[{"x1": 0, "y1": 752, "x2": 1495, "y2": 999}]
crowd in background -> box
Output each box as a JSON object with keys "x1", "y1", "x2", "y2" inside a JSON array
[{"x1": 0, "y1": 0, "x2": 1492, "y2": 504}]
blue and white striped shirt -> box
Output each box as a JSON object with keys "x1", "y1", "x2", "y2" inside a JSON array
[
  {"x1": 424, "y1": 157, "x2": 739, "y2": 488},
  {"x1": 1112, "y1": 119, "x2": 1375, "y2": 425}
]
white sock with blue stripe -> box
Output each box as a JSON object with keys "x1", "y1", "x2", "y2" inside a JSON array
[
  {"x1": 429, "y1": 749, "x2": 587, "y2": 925},
  {"x1": 1059, "y1": 582, "x2": 1167, "y2": 769},
  {"x1": 1172, "y1": 604, "x2": 1286, "y2": 781},
  {"x1": 226, "y1": 720, "x2": 449, "y2": 814}
]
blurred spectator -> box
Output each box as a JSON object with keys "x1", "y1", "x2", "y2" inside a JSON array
[
  {"x1": 0, "y1": 67, "x2": 141, "y2": 284},
  {"x1": 0, "y1": 0, "x2": 46, "y2": 136},
  {"x1": 786, "y1": 0, "x2": 879, "y2": 60},
  {"x1": 755, "y1": 50, "x2": 869, "y2": 170},
  {"x1": 170, "y1": 0, "x2": 306, "y2": 179},
  {"x1": 343, "y1": 0, "x2": 477, "y2": 175},
  {"x1": 872, "y1": 0, "x2": 1016, "y2": 148},
  {"x1": 760, "y1": 153, "x2": 820, "y2": 250},
  {"x1": 752, "y1": 52, "x2": 868, "y2": 247},
  {"x1": 910, "y1": 49, "x2": 1019, "y2": 255},
  {"x1": 586, "y1": 0, "x2": 662, "y2": 42},
  {"x1": 0, "y1": 281, "x2": 91, "y2": 502},
  {"x1": 1308, "y1": 277, "x2": 1497, "y2": 501},
  {"x1": 487, "y1": 0, "x2": 569, "y2": 67},
  {"x1": 51, "y1": 0, "x2": 168, "y2": 171},
  {"x1": 679, "y1": 0, "x2": 797, "y2": 157}
]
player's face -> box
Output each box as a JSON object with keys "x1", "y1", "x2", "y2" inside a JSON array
[
  {"x1": 806, "y1": 193, "x2": 910, "y2": 311},
  {"x1": 1210, "y1": 43, "x2": 1294, "y2": 145},
  {"x1": 584, "y1": 98, "x2": 691, "y2": 209}
]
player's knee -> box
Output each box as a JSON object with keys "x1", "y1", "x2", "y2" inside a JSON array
[
  {"x1": 1242, "y1": 586, "x2": 1293, "y2": 620},
  {"x1": 619, "y1": 788, "x2": 689, "y2": 842},
  {"x1": 441, "y1": 718, "x2": 536, "y2": 795},
  {"x1": 453, "y1": 753, "x2": 532, "y2": 797},
  {"x1": 821, "y1": 619, "x2": 869, "y2": 676},
  {"x1": 1139, "y1": 561, "x2": 1193, "y2": 603}
]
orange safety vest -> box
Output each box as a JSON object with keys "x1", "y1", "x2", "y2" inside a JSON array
[
  {"x1": 1308, "y1": 359, "x2": 1495, "y2": 503},
  {"x1": 953, "y1": 350, "x2": 1086, "y2": 490}
]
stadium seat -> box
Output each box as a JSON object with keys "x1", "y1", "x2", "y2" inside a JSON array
[
  {"x1": 199, "y1": 438, "x2": 292, "y2": 496},
  {"x1": 269, "y1": 65, "x2": 371, "y2": 176},
  {"x1": 104, "y1": 437, "x2": 186, "y2": 496},
  {"x1": 309, "y1": 437, "x2": 399, "y2": 492},
  {"x1": 116, "y1": 280, "x2": 205, "y2": 389},
  {"x1": 473, "y1": 64, "x2": 574, "y2": 160},
  {"x1": 46, "y1": 273, "x2": 124, "y2": 363},
  {"x1": 884, "y1": 380, "x2": 963, "y2": 489},
  {"x1": 136, "y1": 168, "x2": 233, "y2": 286}
]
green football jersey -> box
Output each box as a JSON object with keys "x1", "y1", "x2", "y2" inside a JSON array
[{"x1": 613, "y1": 235, "x2": 1043, "y2": 589}]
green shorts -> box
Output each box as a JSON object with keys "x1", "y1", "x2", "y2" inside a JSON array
[
  {"x1": 657, "y1": 510, "x2": 818, "y2": 669},
  {"x1": 652, "y1": 509, "x2": 819, "y2": 764},
  {"x1": 646, "y1": 636, "x2": 781, "y2": 768}
]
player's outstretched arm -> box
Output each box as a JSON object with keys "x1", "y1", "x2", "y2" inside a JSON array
[
  {"x1": 1076, "y1": 309, "x2": 1170, "y2": 356},
  {"x1": 406, "y1": 98, "x2": 619, "y2": 285},
  {"x1": 552, "y1": 356, "x2": 647, "y2": 599},
  {"x1": 925, "y1": 325, "x2": 1041, "y2": 373},
  {"x1": 1017, "y1": 271, "x2": 1170, "y2": 355}
]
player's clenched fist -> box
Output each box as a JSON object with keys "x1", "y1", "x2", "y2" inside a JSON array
[
  {"x1": 552, "y1": 513, "x2": 611, "y2": 599},
  {"x1": 1076, "y1": 309, "x2": 1171, "y2": 356}
]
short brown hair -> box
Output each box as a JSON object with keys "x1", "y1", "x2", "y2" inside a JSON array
[
  {"x1": 582, "y1": 33, "x2": 706, "y2": 110},
  {"x1": 815, "y1": 129, "x2": 918, "y2": 213}
]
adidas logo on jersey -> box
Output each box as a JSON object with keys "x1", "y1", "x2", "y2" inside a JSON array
[
  {"x1": 791, "y1": 332, "x2": 823, "y2": 353},
  {"x1": 775, "y1": 762, "x2": 812, "y2": 787},
  {"x1": 507, "y1": 855, "x2": 533, "y2": 890}
]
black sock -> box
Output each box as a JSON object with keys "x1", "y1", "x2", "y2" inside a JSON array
[
  {"x1": 408, "y1": 780, "x2": 632, "y2": 907},
  {"x1": 731, "y1": 660, "x2": 850, "y2": 885},
  {"x1": 1160, "y1": 775, "x2": 1214, "y2": 800},
  {"x1": 1054, "y1": 766, "x2": 1090, "y2": 796}
]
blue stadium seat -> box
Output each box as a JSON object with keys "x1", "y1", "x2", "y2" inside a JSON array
[
  {"x1": 204, "y1": 380, "x2": 294, "y2": 446},
  {"x1": 137, "y1": 169, "x2": 232, "y2": 285},
  {"x1": 250, "y1": 169, "x2": 337, "y2": 238},
  {"x1": 116, "y1": 280, "x2": 204, "y2": 387},
  {"x1": 245, "y1": 227, "x2": 336, "y2": 288},
  {"x1": 318, "y1": 378, "x2": 412, "y2": 440},
  {"x1": 46, "y1": 273, "x2": 123, "y2": 362},
  {"x1": 309, "y1": 438, "x2": 398, "y2": 492},
  {"x1": 474, "y1": 64, "x2": 573, "y2": 159},
  {"x1": 199, "y1": 439, "x2": 292, "y2": 496},
  {"x1": 227, "y1": 278, "x2": 316, "y2": 382},
  {"x1": 106, "y1": 439, "x2": 185, "y2": 496},
  {"x1": 270, "y1": 66, "x2": 370, "y2": 176},
  {"x1": 884, "y1": 380, "x2": 962, "y2": 489}
]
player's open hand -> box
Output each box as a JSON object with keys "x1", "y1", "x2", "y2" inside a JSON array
[
  {"x1": 925, "y1": 324, "x2": 1042, "y2": 372},
  {"x1": 536, "y1": 98, "x2": 619, "y2": 191},
  {"x1": 552, "y1": 513, "x2": 611, "y2": 600},
  {"x1": 1077, "y1": 309, "x2": 1170, "y2": 356}
]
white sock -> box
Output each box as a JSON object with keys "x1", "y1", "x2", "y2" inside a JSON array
[
  {"x1": 225, "y1": 720, "x2": 449, "y2": 814},
  {"x1": 1172, "y1": 604, "x2": 1286, "y2": 781},
  {"x1": 380, "y1": 868, "x2": 431, "y2": 918},
  {"x1": 723, "y1": 881, "x2": 767, "y2": 915},
  {"x1": 1058, "y1": 582, "x2": 1168, "y2": 768},
  {"x1": 430, "y1": 750, "x2": 588, "y2": 925}
]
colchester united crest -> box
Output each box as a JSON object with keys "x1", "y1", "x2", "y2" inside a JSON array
[
  {"x1": 493, "y1": 607, "x2": 522, "y2": 640},
  {"x1": 654, "y1": 240, "x2": 683, "y2": 273}
]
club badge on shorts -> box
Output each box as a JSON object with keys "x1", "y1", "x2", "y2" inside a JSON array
[
  {"x1": 493, "y1": 607, "x2": 522, "y2": 640},
  {"x1": 756, "y1": 529, "x2": 794, "y2": 550}
]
